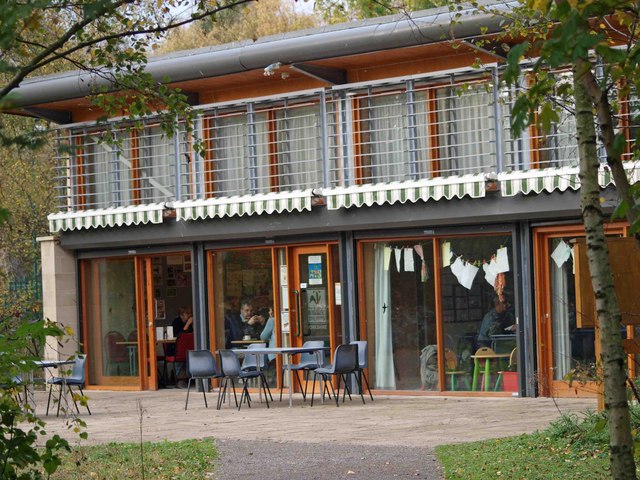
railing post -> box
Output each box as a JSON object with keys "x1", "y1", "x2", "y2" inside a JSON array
[
  {"x1": 111, "y1": 126, "x2": 121, "y2": 207},
  {"x1": 281, "y1": 98, "x2": 290, "y2": 190},
  {"x1": 340, "y1": 91, "x2": 354, "y2": 186},
  {"x1": 320, "y1": 90, "x2": 330, "y2": 188},
  {"x1": 193, "y1": 114, "x2": 205, "y2": 199},
  {"x1": 492, "y1": 66, "x2": 504, "y2": 174},
  {"x1": 174, "y1": 115, "x2": 182, "y2": 202},
  {"x1": 406, "y1": 79, "x2": 419, "y2": 180},
  {"x1": 247, "y1": 102, "x2": 258, "y2": 194}
]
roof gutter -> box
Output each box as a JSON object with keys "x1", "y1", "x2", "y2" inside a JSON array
[{"x1": 9, "y1": 3, "x2": 515, "y2": 109}]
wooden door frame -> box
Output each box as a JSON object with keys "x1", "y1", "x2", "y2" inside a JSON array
[
  {"x1": 135, "y1": 256, "x2": 158, "y2": 390},
  {"x1": 533, "y1": 223, "x2": 626, "y2": 397},
  {"x1": 288, "y1": 244, "x2": 338, "y2": 348}
]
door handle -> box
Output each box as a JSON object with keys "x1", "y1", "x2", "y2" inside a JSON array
[{"x1": 294, "y1": 289, "x2": 302, "y2": 338}]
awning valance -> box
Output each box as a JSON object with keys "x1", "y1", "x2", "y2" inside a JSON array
[
  {"x1": 174, "y1": 189, "x2": 314, "y2": 221},
  {"x1": 499, "y1": 162, "x2": 640, "y2": 197},
  {"x1": 48, "y1": 203, "x2": 165, "y2": 232},
  {"x1": 323, "y1": 173, "x2": 489, "y2": 210}
]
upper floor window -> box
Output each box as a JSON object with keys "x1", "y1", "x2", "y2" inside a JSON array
[
  {"x1": 202, "y1": 98, "x2": 322, "y2": 197},
  {"x1": 344, "y1": 75, "x2": 498, "y2": 185}
]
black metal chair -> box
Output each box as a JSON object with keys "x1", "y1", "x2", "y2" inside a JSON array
[
  {"x1": 350, "y1": 340, "x2": 373, "y2": 401},
  {"x1": 185, "y1": 350, "x2": 223, "y2": 410},
  {"x1": 279, "y1": 340, "x2": 325, "y2": 402},
  {"x1": 46, "y1": 355, "x2": 91, "y2": 417},
  {"x1": 218, "y1": 350, "x2": 270, "y2": 411},
  {"x1": 310, "y1": 343, "x2": 361, "y2": 407}
]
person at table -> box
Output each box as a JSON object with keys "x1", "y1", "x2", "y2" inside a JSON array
[
  {"x1": 166, "y1": 307, "x2": 193, "y2": 355},
  {"x1": 258, "y1": 307, "x2": 276, "y2": 358},
  {"x1": 225, "y1": 298, "x2": 254, "y2": 348},
  {"x1": 172, "y1": 306, "x2": 194, "y2": 336},
  {"x1": 477, "y1": 297, "x2": 515, "y2": 347}
]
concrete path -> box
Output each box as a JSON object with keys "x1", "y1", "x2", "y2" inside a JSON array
[{"x1": 33, "y1": 390, "x2": 596, "y2": 479}]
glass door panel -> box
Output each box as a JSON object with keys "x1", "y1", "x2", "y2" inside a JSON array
[
  {"x1": 360, "y1": 240, "x2": 438, "y2": 391},
  {"x1": 290, "y1": 245, "x2": 339, "y2": 393},
  {"x1": 535, "y1": 225, "x2": 625, "y2": 397},
  {"x1": 83, "y1": 258, "x2": 139, "y2": 387}
]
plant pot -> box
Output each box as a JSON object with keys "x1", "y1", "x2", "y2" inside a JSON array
[{"x1": 502, "y1": 371, "x2": 518, "y2": 392}]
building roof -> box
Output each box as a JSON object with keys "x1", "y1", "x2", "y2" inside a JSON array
[{"x1": 9, "y1": 2, "x2": 515, "y2": 109}]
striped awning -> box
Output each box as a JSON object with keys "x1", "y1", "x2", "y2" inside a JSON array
[
  {"x1": 48, "y1": 203, "x2": 165, "y2": 232},
  {"x1": 174, "y1": 189, "x2": 314, "y2": 221},
  {"x1": 324, "y1": 173, "x2": 489, "y2": 210},
  {"x1": 499, "y1": 162, "x2": 640, "y2": 197}
]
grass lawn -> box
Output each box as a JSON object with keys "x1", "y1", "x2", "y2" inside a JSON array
[
  {"x1": 436, "y1": 407, "x2": 640, "y2": 480},
  {"x1": 50, "y1": 438, "x2": 217, "y2": 479}
]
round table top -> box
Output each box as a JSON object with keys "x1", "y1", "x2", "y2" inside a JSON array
[{"x1": 470, "y1": 352, "x2": 510, "y2": 359}]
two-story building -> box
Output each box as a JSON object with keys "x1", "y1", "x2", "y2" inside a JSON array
[{"x1": 8, "y1": 5, "x2": 639, "y2": 397}]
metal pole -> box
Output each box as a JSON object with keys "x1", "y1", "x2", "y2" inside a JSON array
[
  {"x1": 320, "y1": 90, "x2": 330, "y2": 188},
  {"x1": 174, "y1": 116, "x2": 182, "y2": 201},
  {"x1": 247, "y1": 102, "x2": 258, "y2": 194},
  {"x1": 492, "y1": 66, "x2": 504, "y2": 174},
  {"x1": 406, "y1": 79, "x2": 419, "y2": 180}
]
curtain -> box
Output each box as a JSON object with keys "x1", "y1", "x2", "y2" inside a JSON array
[
  {"x1": 139, "y1": 125, "x2": 175, "y2": 202},
  {"x1": 215, "y1": 115, "x2": 249, "y2": 196},
  {"x1": 436, "y1": 83, "x2": 496, "y2": 175},
  {"x1": 86, "y1": 133, "x2": 112, "y2": 209},
  {"x1": 277, "y1": 104, "x2": 321, "y2": 190},
  {"x1": 254, "y1": 111, "x2": 271, "y2": 194},
  {"x1": 367, "y1": 93, "x2": 409, "y2": 182},
  {"x1": 374, "y1": 244, "x2": 395, "y2": 389},
  {"x1": 413, "y1": 90, "x2": 431, "y2": 177},
  {"x1": 550, "y1": 239, "x2": 572, "y2": 380}
]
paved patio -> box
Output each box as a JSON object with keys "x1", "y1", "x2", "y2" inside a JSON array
[{"x1": 34, "y1": 389, "x2": 596, "y2": 448}]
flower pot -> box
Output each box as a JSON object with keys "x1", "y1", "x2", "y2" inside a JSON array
[{"x1": 502, "y1": 371, "x2": 518, "y2": 392}]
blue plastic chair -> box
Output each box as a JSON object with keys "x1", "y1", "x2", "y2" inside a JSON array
[
  {"x1": 350, "y1": 340, "x2": 373, "y2": 401},
  {"x1": 218, "y1": 350, "x2": 270, "y2": 411},
  {"x1": 185, "y1": 350, "x2": 223, "y2": 410},
  {"x1": 46, "y1": 355, "x2": 91, "y2": 417},
  {"x1": 310, "y1": 344, "x2": 360, "y2": 407}
]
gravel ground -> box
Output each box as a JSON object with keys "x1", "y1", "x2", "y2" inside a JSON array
[{"x1": 213, "y1": 439, "x2": 442, "y2": 479}]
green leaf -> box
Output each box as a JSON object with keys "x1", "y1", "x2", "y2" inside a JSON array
[
  {"x1": 538, "y1": 102, "x2": 560, "y2": 135},
  {"x1": 504, "y1": 41, "x2": 530, "y2": 85}
]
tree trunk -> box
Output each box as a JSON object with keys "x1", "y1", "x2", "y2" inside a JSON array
[
  {"x1": 573, "y1": 60, "x2": 637, "y2": 480},
  {"x1": 578, "y1": 60, "x2": 639, "y2": 241}
]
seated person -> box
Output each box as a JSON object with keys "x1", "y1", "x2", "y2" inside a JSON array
[
  {"x1": 244, "y1": 309, "x2": 267, "y2": 339},
  {"x1": 478, "y1": 298, "x2": 515, "y2": 347},
  {"x1": 225, "y1": 299, "x2": 253, "y2": 348},
  {"x1": 173, "y1": 306, "x2": 193, "y2": 336},
  {"x1": 166, "y1": 307, "x2": 193, "y2": 355}
]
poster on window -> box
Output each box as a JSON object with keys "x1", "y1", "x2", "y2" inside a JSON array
[
  {"x1": 306, "y1": 287, "x2": 328, "y2": 334},
  {"x1": 308, "y1": 255, "x2": 323, "y2": 285}
]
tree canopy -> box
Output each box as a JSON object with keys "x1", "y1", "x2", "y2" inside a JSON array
[{"x1": 158, "y1": 0, "x2": 320, "y2": 53}]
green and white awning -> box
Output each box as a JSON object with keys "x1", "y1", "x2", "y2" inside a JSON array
[
  {"x1": 324, "y1": 173, "x2": 489, "y2": 210},
  {"x1": 174, "y1": 189, "x2": 314, "y2": 221},
  {"x1": 499, "y1": 162, "x2": 640, "y2": 197},
  {"x1": 48, "y1": 203, "x2": 165, "y2": 232}
]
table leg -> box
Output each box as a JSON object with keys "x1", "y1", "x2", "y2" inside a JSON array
[
  {"x1": 315, "y1": 351, "x2": 324, "y2": 405},
  {"x1": 483, "y1": 359, "x2": 491, "y2": 392},
  {"x1": 471, "y1": 359, "x2": 480, "y2": 391},
  {"x1": 285, "y1": 353, "x2": 293, "y2": 408}
]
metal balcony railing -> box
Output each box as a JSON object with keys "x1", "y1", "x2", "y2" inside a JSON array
[{"x1": 52, "y1": 67, "x2": 630, "y2": 213}]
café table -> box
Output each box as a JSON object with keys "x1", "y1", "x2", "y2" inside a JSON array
[
  {"x1": 470, "y1": 351, "x2": 510, "y2": 391},
  {"x1": 116, "y1": 341, "x2": 139, "y2": 376},
  {"x1": 231, "y1": 346, "x2": 329, "y2": 407}
]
